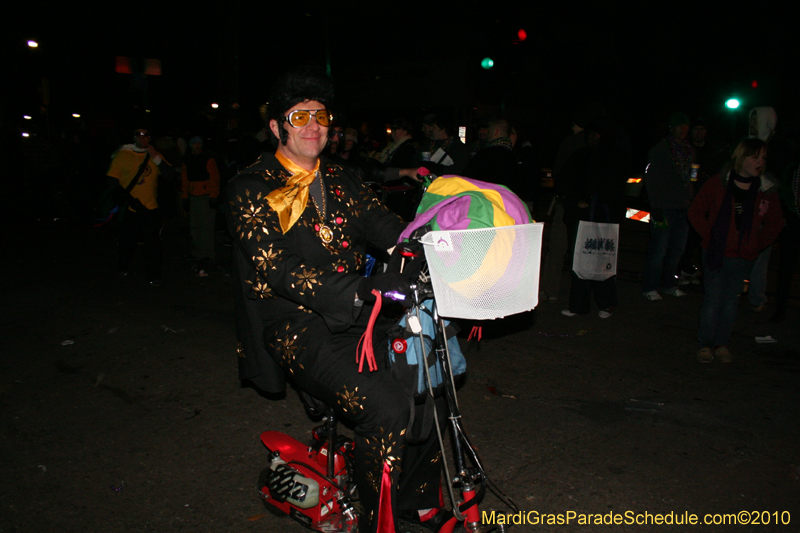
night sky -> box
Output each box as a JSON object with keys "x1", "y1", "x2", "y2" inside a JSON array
[{"x1": 6, "y1": 1, "x2": 799, "y2": 155}]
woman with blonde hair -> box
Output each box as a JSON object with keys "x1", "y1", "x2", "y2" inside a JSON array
[{"x1": 688, "y1": 138, "x2": 784, "y2": 363}]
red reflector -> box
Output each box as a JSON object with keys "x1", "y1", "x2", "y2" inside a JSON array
[
  {"x1": 115, "y1": 56, "x2": 131, "y2": 74},
  {"x1": 392, "y1": 339, "x2": 407, "y2": 354}
]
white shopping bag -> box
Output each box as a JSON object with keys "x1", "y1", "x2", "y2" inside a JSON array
[{"x1": 572, "y1": 221, "x2": 619, "y2": 281}]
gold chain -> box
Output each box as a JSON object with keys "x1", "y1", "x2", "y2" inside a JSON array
[{"x1": 311, "y1": 172, "x2": 333, "y2": 244}]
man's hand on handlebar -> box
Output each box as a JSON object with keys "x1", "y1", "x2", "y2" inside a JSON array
[{"x1": 357, "y1": 273, "x2": 412, "y2": 302}]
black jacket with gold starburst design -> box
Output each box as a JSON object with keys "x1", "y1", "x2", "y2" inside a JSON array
[{"x1": 227, "y1": 152, "x2": 405, "y2": 393}]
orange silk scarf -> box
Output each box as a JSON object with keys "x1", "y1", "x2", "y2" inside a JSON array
[{"x1": 266, "y1": 151, "x2": 321, "y2": 234}]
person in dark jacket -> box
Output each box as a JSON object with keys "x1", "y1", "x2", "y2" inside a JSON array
[
  {"x1": 181, "y1": 136, "x2": 220, "y2": 262},
  {"x1": 641, "y1": 112, "x2": 696, "y2": 300},
  {"x1": 461, "y1": 118, "x2": 519, "y2": 189},
  {"x1": 365, "y1": 119, "x2": 421, "y2": 221},
  {"x1": 559, "y1": 119, "x2": 627, "y2": 318},
  {"x1": 769, "y1": 162, "x2": 800, "y2": 323},
  {"x1": 397, "y1": 115, "x2": 469, "y2": 181},
  {"x1": 688, "y1": 138, "x2": 784, "y2": 363}
]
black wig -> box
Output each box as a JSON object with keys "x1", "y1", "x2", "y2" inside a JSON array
[{"x1": 268, "y1": 65, "x2": 335, "y2": 146}]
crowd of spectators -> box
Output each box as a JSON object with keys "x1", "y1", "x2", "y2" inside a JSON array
[{"x1": 18, "y1": 102, "x2": 800, "y2": 365}]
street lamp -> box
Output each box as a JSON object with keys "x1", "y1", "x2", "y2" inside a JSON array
[{"x1": 724, "y1": 97, "x2": 742, "y2": 144}]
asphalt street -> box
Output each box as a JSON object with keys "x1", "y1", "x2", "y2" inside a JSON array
[{"x1": 1, "y1": 215, "x2": 798, "y2": 532}]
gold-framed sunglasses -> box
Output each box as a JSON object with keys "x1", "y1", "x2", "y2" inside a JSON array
[{"x1": 284, "y1": 109, "x2": 333, "y2": 128}]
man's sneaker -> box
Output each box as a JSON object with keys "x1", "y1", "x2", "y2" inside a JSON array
[
  {"x1": 664, "y1": 288, "x2": 687, "y2": 297},
  {"x1": 697, "y1": 347, "x2": 714, "y2": 363},
  {"x1": 643, "y1": 291, "x2": 662, "y2": 301},
  {"x1": 561, "y1": 309, "x2": 579, "y2": 317},
  {"x1": 714, "y1": 345, "x2": 732, "y2": 363},
  {"x1": 750, "y1": 304, "x2": 765, "y2": 312},
  {"x1": 598, "y1": 308, "x2": 613, "y2": 319}
]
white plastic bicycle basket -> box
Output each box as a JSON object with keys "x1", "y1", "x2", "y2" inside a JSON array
[{"x1": 419, "y1": 223, "x2": 543, "y2": 320}]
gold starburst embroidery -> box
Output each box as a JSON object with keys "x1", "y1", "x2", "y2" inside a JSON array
[
  {"x1": 364, "y1": 471, "x2": 378, "y2": 494},
  {"x1": 246, "y1": 278, "x2": 273, "y2": 298},
  {"x1": 291, "y1": 268, "x2": 321, "y2": 294},
  {"x1": 270, "y1": 325, "x2": 307, "y2": 373},
  {"x1": 254, "y1": 245, "x2": 280, "y2": 271},
  {"x1": 364, "y1": 428, "x2": 401, "y2": 470},
  {"x1": 344, "y1": 197, "x2": 361, "y2": 218},
  {"x1": 336, "y1": 386, "x2": 365, "y2": 414}
]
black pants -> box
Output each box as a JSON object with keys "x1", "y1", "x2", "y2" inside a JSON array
[
  {"x1": 118, "y1": 208, "x2": 163, "y2": 282},
  {"x1": 568, "y1": 272, "x2": 617, "y2": 314},
  {"x1": 275, "y1": 312, "x2": 444, "y2": 532}
]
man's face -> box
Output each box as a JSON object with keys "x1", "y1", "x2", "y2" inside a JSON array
[
  {"x1": 422, "y1": 123, "x2": 434, "y2": 140},
  {"x1": 670, "y1": 123, "x2": 689, "y2": 140},
  {"x1": 431, "y1": 124, "x2": 448, "y2": 141},
  {"x1": 134, "y1": 130, "x2": 150, "y2": 149},
  {"x1": 478, "y1": 127, "x2": 488, "y2": 141},
  {"x1": 691, "y1": 125, "x2": 707, "y2": 144},
  {"x1": 270, "y1": 99, "x2": 329, "y2": 170},
  {"x1": 330, "y1": 127, "x2": 342, "y2": 150}
]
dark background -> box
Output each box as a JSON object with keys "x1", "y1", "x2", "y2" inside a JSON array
[{"x1": 4, "y1": 1, "x2": 799, "y2": 172}]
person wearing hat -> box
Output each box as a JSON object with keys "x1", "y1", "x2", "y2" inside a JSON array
[
  {"x1": 335, "y1": 126, "x2": 369, "y2": 176},
  {"x1": 641, "y1": 112, "x2": 696, "y2": 300},
  {"x1": 369, "y1": 118, "x2": 417, "y2": 168},
  {"x1": 419, "y1": 113, "x2": 438, "y2": 154},
  {"x1": 181, "y1": 136, "x2": 220, "y2": 263},
  {"x1": 365, "y1": 119, "x2": 421, "y2": 220}
]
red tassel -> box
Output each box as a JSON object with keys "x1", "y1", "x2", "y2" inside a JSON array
[
  {"x1": 376, "y1": 461, "x2": 396, "y2": 533},
  {"x1": 357, "y1": 289, "x2": 382, "y2": 373},
  {"x1": 467, "y1": 325, "x2": 482, "y2": 342}
]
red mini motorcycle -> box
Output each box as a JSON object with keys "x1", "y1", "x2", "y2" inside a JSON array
[{"x1": 258, "y1": 222, "x2": 537, "y2": 532}]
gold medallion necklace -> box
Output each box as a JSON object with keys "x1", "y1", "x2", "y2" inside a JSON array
[{"x1": 311, "y1": 173, "x2": 333, "y2": 244}]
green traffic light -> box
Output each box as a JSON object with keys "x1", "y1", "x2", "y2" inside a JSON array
[
  {"x1": 725, "y1": 98, "x2": 740, "y2": 109},
  {"x1": 481, "y1": 57, "x2": 494, "y2": 70}
]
